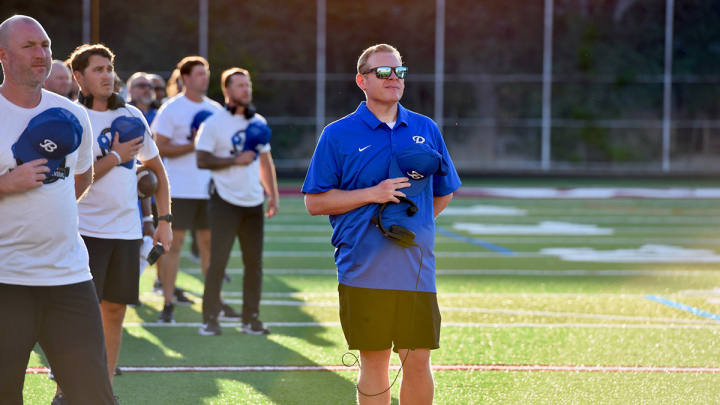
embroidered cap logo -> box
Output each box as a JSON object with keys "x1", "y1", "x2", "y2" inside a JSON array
[{"x1": 39, "y1": 139, "x2": 58, "y2": 153}]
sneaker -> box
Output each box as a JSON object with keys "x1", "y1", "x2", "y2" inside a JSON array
[
  {"x1": 198, "y1": 320, "x2": 222, "y2": 336},
  {"x1": 223, "y1": 274, "x2": 233, "y2": 283},
  {"x1": 50, "y1": 394, "x2": 67, "y2": 405},
  {"x1": 218, "y1": 303, "x2": 242, "y2": 321},
  {"x1": 47, "y1": 368, "x2": 54, "y2": 380},
  {"x1": 114, "y1": 366, "x2": 122, "y2": 376},
  {"x1": 158, "y1": 303, "x2": 175, "y2": 323},
  {"x1": 153, "y1": 279, "x2": 163, "y2": 295},
  {"x1": 241, "y1": 318, "x2": 270, "y2": 335},
  {"x1": 174, "y1": 288, "x2": 195, "y2": 306}
]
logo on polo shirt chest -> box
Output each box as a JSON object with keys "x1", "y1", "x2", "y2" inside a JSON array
[{"x1": 412, "y1": 136, "x2": 425, "y2": 144}]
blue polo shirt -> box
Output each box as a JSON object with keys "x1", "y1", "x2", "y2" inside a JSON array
[{"x1": 302, "y1": 102, "x2": 461, "y2": 293}]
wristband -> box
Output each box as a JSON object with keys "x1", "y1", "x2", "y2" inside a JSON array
[
  {"x1": 109, "y1": 151, "x2": 122, "y2": 165},
  {"x1": 142, "y1": 216, "x2": 154, "y2": 223}
]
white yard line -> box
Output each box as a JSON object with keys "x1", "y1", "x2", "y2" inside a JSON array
[
  {"x1": 177, "y1": 268, "x2": 720, "y2": 276},
  {"x1": 263, "y1": 236, "x2": 720, "y2": 244},
  {"x1": 134, "y1": 297, "x2": 718, "y2": 325},
  {"x1": 122, "y1": 321, "x2": 720, "y2": 330},
  {"x1": 25, "y1": 364, "x2": 720, "y2": 374}
]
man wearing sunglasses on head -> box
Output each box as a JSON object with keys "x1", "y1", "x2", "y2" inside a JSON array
[{"x1": 302, "y1": 44, "x2": 461, "y2": 405}]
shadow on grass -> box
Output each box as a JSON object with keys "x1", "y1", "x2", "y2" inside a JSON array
[{"x1": 111, "y1": 268, "x2": 357, "y2": 404}]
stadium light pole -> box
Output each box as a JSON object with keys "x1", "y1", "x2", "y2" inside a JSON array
[
  {"x1": 662, "y1": 0, "x2": 675, "y2": 172},
  {"x1": 541, "y1": 0, "x2": 554, "y2": 171},
  {"x1": 434, "y1": 0, "x2": 445, "y2": 131},
  {"x1": 82, "y1": 0, "x2": 91, "y2": 44},
  {"x1": 316, "y1": 0, "x2": 327, "y2": 143},
  {"x1": 199, "y1": 0, "x2": 209, "y2": 59}
]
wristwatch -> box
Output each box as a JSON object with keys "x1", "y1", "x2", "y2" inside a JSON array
[{"x1": 157, "y1": 214, "x2": 173, "y2": 223}]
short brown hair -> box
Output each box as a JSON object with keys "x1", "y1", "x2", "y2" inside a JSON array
[
  {"x1": 68, "y1": 44, "x2": 115, "y2": 74},
  {"x1": 177, "y1": 56, "x2": 209, "y2": 79},
  {"x1": 221, "y1": 68, "x2": 251, "y2": 94},
  {"x1": 357, "y1": 44, "x2": 402, "y2": 74}
]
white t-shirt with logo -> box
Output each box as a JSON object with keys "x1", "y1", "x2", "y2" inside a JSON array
[
  {"x1": 150, "y1": 94, "x2": 222, "y2": 199},
  {"x1": 78, "y1": 105, "x2": 159, "y2": 239},
  {"x1": 0, "y1": 90, "x2": 94, "y2": 286},
  {"x1": 195, "y1": 109, "x2": 271, "y2": 207}
]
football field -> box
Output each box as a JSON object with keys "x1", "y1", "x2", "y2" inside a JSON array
[{"x1": 23, "y1": 187, "x2": 720, "y2": 404}]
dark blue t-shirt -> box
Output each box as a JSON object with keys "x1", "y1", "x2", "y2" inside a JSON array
[{"x1": 302, "y1": 102, "x2": 461, "y2": 292}]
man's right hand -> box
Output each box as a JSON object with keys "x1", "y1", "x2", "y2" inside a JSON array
[
  {"x1": 111, "y1": 132, "x2": 143, "y2": 164},
  {"x1": 0, "y1": 159, "x2": 50, "y2": 195},
  {"x1": 234, "y1": 150, "x2": 257, "y2": 166},
  {"x1": 370, "y1": 177, "x2": 410, "y2": 204}
]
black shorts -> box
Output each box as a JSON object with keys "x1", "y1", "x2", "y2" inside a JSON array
[
  {"x1": 82, "y1": 236, "x2": 141, "y2": 305},
  {"x1": 338, "y1": 283, "x2": 441, "y2": 353},
  {"x1": 172, "y1": 198, "x2": 209, "y2": 230}
]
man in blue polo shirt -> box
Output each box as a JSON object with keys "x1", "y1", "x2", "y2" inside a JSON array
[{"x1": 303, "y1": 44, "x2": 461, "y2": 405}]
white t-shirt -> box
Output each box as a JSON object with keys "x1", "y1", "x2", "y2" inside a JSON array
[
  {"x1": 78, "y1": 105, "x2": 159, "y2": 239},
  {"x1": 195, "y1": 109, "x2": 271, "y2": 207},
  {"x1": 0, "y1": 90, "x2": 93, "y2": 286},
  {"x1": 150, "y1": 94, "x2": 222, "y2": 199}
]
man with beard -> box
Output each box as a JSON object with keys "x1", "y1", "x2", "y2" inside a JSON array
[
  {"x1": 0, "y1": 15, "x2": 116, "y2": 404},
  {"x1": 195, "y1": 68, "x2": 278, "y2": 336}
]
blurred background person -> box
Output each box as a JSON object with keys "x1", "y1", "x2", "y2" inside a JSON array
[
  {"x1": 64, "y1": 58, "x2": 79, "y2": 101},
  {"x1": 165, "y1": 68, "x2": 183, "y2": 100},
  {"x1": 147, "y1": 73, "x2": 166, "y2": 108},
  {"x1": 127, "y1": 72, "x2": 158, "y2": 124},
  {"x1": 42, "y1": 59, "x2": 72, "y2": 97}
]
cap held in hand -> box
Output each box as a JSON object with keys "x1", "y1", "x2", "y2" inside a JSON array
[
  {"x1": 110, "y1": 116, "x2": 145, "y2": 169},
  {"x1": 243, "y1": 121, "x2": 272, "y2": 154},
  {"x1": 388, "y1": 143, "x2": 448, "y2": 197},
  {"x1": 12, "y1": 107, "x2": 82, "y2": 178}
]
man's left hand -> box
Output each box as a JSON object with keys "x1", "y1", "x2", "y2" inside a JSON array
[
  {"x1": 154, "y1": 221, "x2": 173, "y2": 252},
  {"x1": 266, "y1": 196, "x2": 278, "y2": 218}
]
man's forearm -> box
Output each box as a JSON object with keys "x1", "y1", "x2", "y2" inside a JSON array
[
  {"x1": 157, "y1": 142, "x2": 194, "y2": 158},
  {"x1": 92, "y1": 153, "x2": 120, "y2": 181},
  {"x1": 259, "y1": 153, "x2": 278, "y2": 199},
  {"x1": 305, "y1": 188, "x2": 375, "y2": 216},
  {"x1": 196, "y1": 151, "x2": 236, "y2": 170},
  {"x1": 140, "y1": 157, "x2": 171, "y2": 216},
  {"x1": 74, "y1": 166, "x2": 93, "y2": 201}
]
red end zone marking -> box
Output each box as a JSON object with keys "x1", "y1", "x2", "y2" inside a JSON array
[{"x1": 26, "y1": 365, "x2": 720, "y2": 374}]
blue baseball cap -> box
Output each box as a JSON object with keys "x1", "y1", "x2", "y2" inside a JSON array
[
  {"x1": 389, "y1": 143, "x2": 449, "y2": 197},
  {"x1": 12, "y1": 107, "x2": 82, "y2": 178},
  {"x1": 243, "y1": 121, "x2": 272, "y2": 153},
  {"x1": 191, "y1": 110, "x2": 214, "y2": 132},
  {"x1": 110, "y1": 116, "x2": 145, "y2": 169}
]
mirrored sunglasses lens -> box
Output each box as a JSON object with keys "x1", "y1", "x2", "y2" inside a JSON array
[
  {"x1": 395, "y1": 67, "x2": 407, "y2": 79},
  {"x1": 375, "y1": 67, "x2": 392, "y2": 78}
]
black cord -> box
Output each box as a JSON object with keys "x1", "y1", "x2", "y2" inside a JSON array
[{"x1": 342, "y1": 244, "x2": 424, "y2": 397}]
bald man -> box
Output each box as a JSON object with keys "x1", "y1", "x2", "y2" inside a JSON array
[
  {"x1": 42, "y1": 59, "x2": 72, "y2": 97},
  {"x1": 0, "y1": 15, "x2": 117, "y2": 405}
]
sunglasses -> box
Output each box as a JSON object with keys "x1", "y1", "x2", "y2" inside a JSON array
[
  {"x1": 363, "y1": 66, "x2": 408, "y2": 79},
  {"x1": 133, "y1": 83, "x2": 154, "y2": 89}
]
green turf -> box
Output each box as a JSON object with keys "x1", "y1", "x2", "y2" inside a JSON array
[{"x1": 22, "y1": 194, "x2": 720, "y2": 404}]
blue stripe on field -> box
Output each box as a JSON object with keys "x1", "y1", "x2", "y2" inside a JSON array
[
  {"x1": 645, "y1": 295, "x2": 720, "y2": 322},
  {"x1": 436, "y1": 227, "x2": 515, "y2": 256}
]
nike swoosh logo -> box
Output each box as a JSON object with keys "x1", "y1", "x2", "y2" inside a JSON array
[{"x1": 359, "y1": 145, "x2": 371, "y2": 152}]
